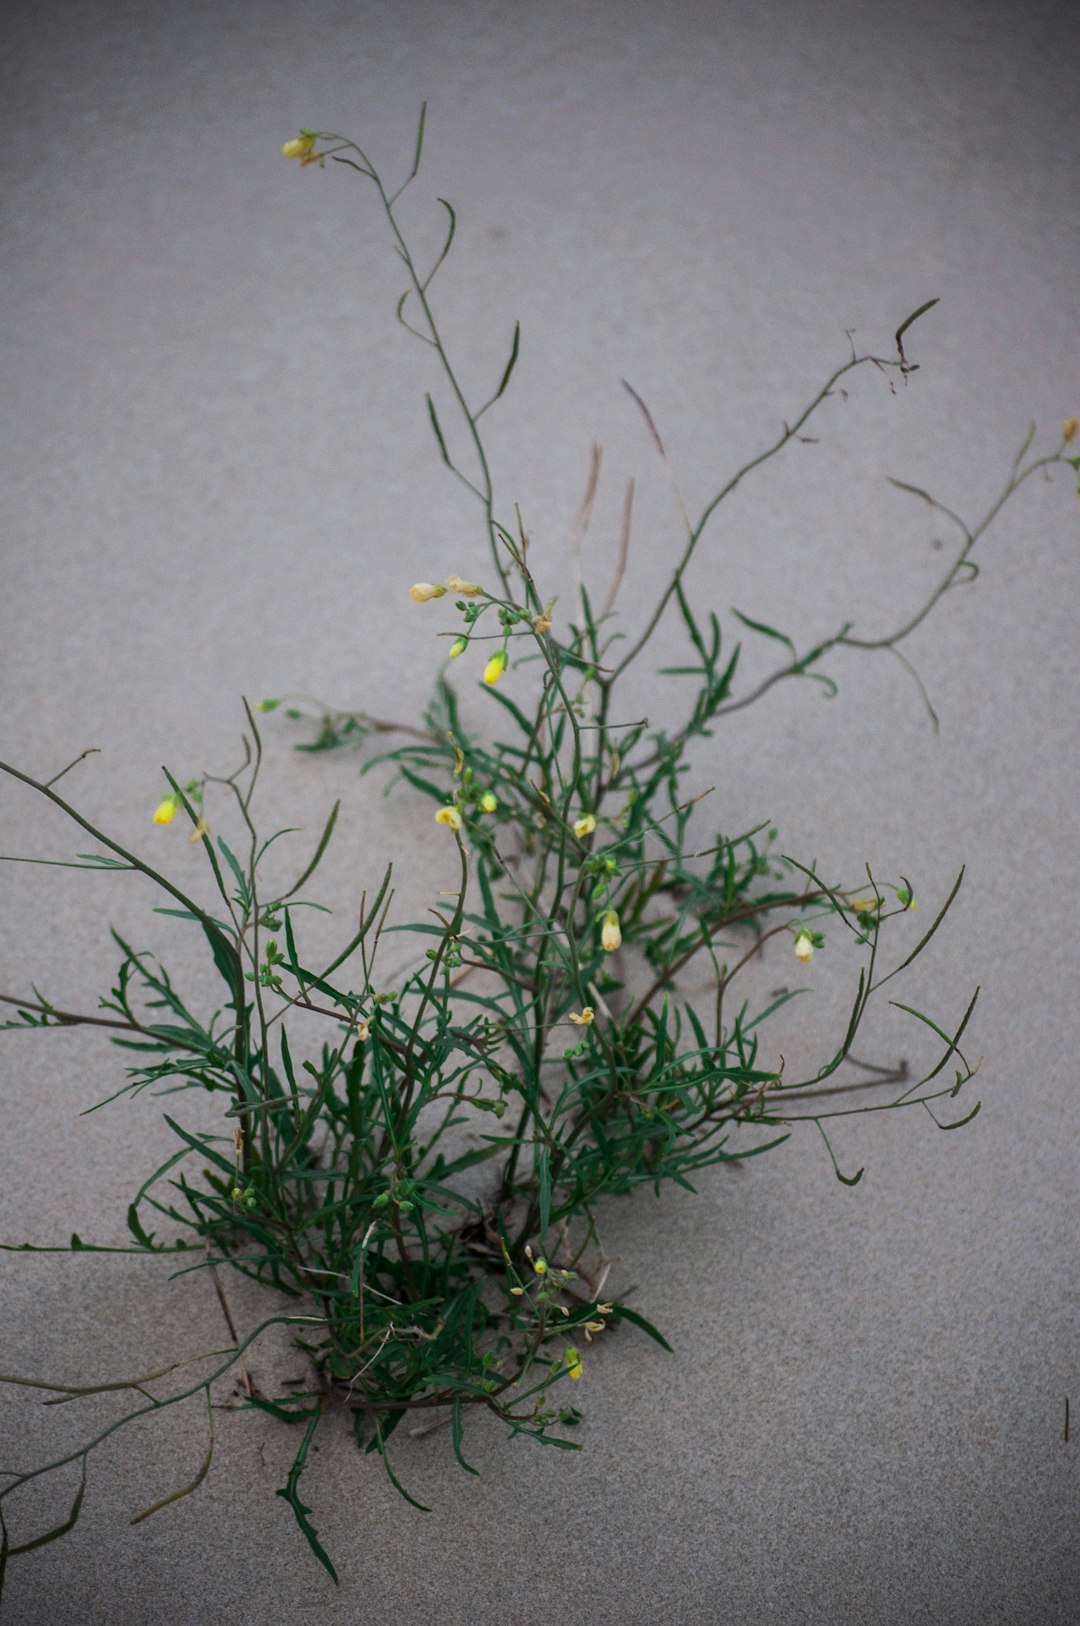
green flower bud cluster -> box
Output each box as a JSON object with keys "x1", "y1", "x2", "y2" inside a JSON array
[{"x1": 372, "y1": 1177, "x2": 416, "y2": 1214}]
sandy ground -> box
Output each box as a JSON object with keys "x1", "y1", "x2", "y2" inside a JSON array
[{"x1": 2, "y1": 2, "x2": 1078, "y2": 1621}]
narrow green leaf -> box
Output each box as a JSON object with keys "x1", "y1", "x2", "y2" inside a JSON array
[
  {"x1": 373, "y1": 1420, "x2": 432, "y2": 1513},
  {"x1": 5, "y1": 1459, "x2": 87, "y2": 1558},
  {"x1": 161, "y1": 1115, "x2": 234, "y2": 1176},
  {"x1": 873, "y1": 867, "x2": 965, "y2": 990},
  {"x1": 277, "y1": 801, "x2": 340, "y2": 901},
  {"x1": 426, "y1": 393, "x2": 452, "y2": 468},
  {"x1": 537, "y1": 1147, "x2": 551, "y2": 1239},
  {"x1": 730, "y1": 608, "x2": 796, "y2": 658},
  {"x1": 450, "y1": 1401, "x2": 480, "y2": 1476},
  {"x1": 609, "y1": 1304, "x2": 673, "y2": 1353},
  {"x1": 215, "y1": 838, "x2": 250, "y2": 905},
  {"x1": 478, "y1": 320, "x2": 520, "y2": 417},
  {"x1": 276, "y1": 1408, "x2": 339, "y2": 1583},
  {"x1": 894, "y1": 296, "x2": 939, "y2": 364},
  {"x1": 421, "y1": 198, "x2": 457, "y2": 292},
  {"x1": 930, "y1": 1098, "x2": 981, "y2": 1131}
]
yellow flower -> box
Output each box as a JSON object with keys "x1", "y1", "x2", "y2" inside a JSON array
[
  {"x1": 281, "y1": 132, "x2": 316, "y2": 160},
  {"x1": 435, "y1": 806, "x2": 463, "y2": 832},
  {"x1": 355, "y1": 1015, "x2": 372, "y2": 1041},
  {"x1": 480, "y1": 790, "x2": 498, "y2": 814},
  {"x1": 533, "y1": 1257, "x2": 548, "y2": 1275},
  {"x1": 445, "y1": 576, "x2": 483, "y2": 597},
  {"x1": 484, "y1": 650, "x2": 508, "y2": 686},
  {"x1": 410, "y1": 582, "x2": 447, "y2": 603},
  {"x1": 568, "y1": 1007, "x2": 594, "y2": 1026},
  {"x1": 601, "y1": 909, "x2": 621, "y2": 953},
  {"x1": 794, "y1": 930, "x2": 814, "y2": 963},
  {"x1": 153, "y1": 796, "x2": 178, "y2": 826},
  {"x1": 573, "y1": 813, "x2": 597, "y2": 839},
  {"x1": 850, "y1": 897, "x2": 876, "y2": 914},
  {"x1": 583, "y1": 1319, "x2": 606, "y2": 1341},
  {"x1": 564, "y1": 1345, "x2": 583, "y2": 1380},
  {"x1": 1064, "y1": 418, "x2": 1079, "y2": 444}
]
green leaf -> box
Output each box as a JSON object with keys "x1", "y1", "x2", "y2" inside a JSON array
[
  {"x1": 276, "y1": 1408, "x2": 339, "y2": 1583},
  {"x1": 730, "y1": 608, "x2": 796, "y2": 659},
  {"x1": 417, "y1": 198, "x2": 458, "y2": 297},
  {"x1": 426, "y1": 393, "x2": 453, "y2": 469},
  {"x1": 479, "y1": 683, "x2": 535, "y2": 737},
  {"x1": 201, "y1": 920, "x2": 243, "y2": 1009},
  {"x1": 373, "y1": 1419, "x2": 432, "y2": 1513},
  {"x1": 399, "y1": 765, "x2": 450, "y2": 805},
  {"x1": 451, "y1": 1400, "x2": 480, "y2": 1476},
  {"x1": 930, "y1": 1098, "x2": 982, "y2": 1131},
  {"x1": 537, "y1": 1146, "x2": 551, "y2": 1239},
  {"x1": 276, "y1": 801, "x2": 340, "y2": 901},
  {"x1": 873, "y1": 866, "x2": 965, "y2": 991},
  {"x1": 491, "y1": 320, "x2": 520, "y2": 404},
  {"x1": 161, "y1": 1115, "x2": 234, "y2": 1176},
  {"x1": 216, "y1": 838, "x2": 250, "y2": 906},
  {"x1": 126, "y1": 1204, "x2": 159, "y2": 1250},
  {"x1": 894, "y1": 296, "x2": 939, "y2": 364},
  {"x1": 3, "y1": 1458, "x2": 87, "y2": 1560},
  {"x1": 834, "y1": 1163, "x2": 864, "y2": 1187},
  {"x1": 609, "y1": 1304, "x2": 673, "y2": 1352}
]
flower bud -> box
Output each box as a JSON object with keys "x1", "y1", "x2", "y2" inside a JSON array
[
  {"x1": 793, "y1": 930, "x2": 814, "y2": 963},
  {"x1": 281, "y1": 132, "x2": 316, "y2": 160},
  {"x1": 1064, "y1": 418, "x2": 1079, "y2": 444},
  {"x1": 410, "y1": 582, "x2": 447, "y2": 603},
  {"x1": 445, "y1": 576, "x2": 483, "y2": 596},
  {"x1": 153, "y1": 796, "x2": 178, "y2": 826},
  {"x1": 601, "y1": 909, "x2": 622, "y2": 953},
  {"x1": 484, "y1": 649, "x2": 508, "y2": 686},
  {"x1": 480, "y1": 790, "x2": 498, "y2": 813},
  {"x1": 449, "y1": 636, "x2": 469, "y2": 659}
]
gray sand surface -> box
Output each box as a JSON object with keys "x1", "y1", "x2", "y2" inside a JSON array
[{"x1": 2, "y1": 2, "x2": 1078, "y2": 1621}]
